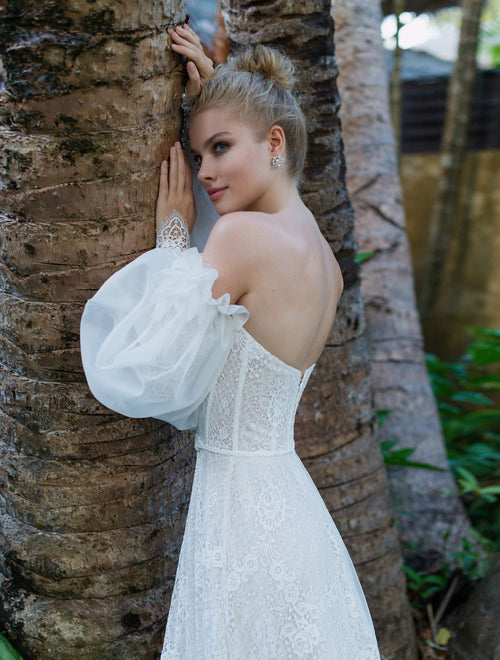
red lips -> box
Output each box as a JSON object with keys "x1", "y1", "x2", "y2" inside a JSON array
[{"x1": 206, "y1": 187, "x2": 227, "y2": 202}]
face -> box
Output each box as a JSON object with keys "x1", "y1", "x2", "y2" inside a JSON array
[{"x1": 189, "y1": 108, "x2": 277, "y2": 215}]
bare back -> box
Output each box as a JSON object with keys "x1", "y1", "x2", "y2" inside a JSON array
[{"x1": 204, "y1": 202, "x2": 343, "y2": 375}]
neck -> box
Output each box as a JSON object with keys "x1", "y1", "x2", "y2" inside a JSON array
[{"x1": 247, "y1": 174, "x2": 300, "y2": 215}]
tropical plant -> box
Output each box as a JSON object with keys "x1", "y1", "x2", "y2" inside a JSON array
[{"x1": 427, "y1": 327, "x2": 500, "y2": 549}]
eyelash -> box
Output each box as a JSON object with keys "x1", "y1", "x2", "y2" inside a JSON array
[
  {"x1": 213, "y1": 141, "x2": 229, "y2": 154},
  {"x1": 192, "y1": 142, "x2": 230, "y2": 170}
]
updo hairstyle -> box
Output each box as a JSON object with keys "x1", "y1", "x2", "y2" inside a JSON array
[{"x1": 191, "y1": 45, "x2": 307, "y2": 181}]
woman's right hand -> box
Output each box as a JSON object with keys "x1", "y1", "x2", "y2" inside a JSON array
[
  {"x1": 156, "y1": 142, "x2": 196, "y2": 234},
  {"x1": 171, "y1": 23, "x2": 215, "y2": 105}
]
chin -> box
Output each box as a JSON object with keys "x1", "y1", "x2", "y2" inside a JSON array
[{"x1": 213, "y1": 199, "x2": 242, "y2": 216}]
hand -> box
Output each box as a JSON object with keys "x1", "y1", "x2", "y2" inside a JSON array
[
  {"x1": 156, "y1": 142, "x2": 196, "y2": 234},
  {"x1": 170, "y1": 24, "x2": 214, "y2": 105}
]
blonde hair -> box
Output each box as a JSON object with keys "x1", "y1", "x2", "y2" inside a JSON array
[{"x1": 191, "y1": 45, "x2": 307, "y2": 181}]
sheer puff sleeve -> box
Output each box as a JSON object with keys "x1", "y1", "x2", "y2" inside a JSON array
[{"x1": 80, "y1": 247, "x2": 249, "y2": 430}]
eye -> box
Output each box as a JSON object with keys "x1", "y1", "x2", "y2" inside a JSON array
[{"x1": 213, "y1": 141, "x2": 229, "y2": 155}]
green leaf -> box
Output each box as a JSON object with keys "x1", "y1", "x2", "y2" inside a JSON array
[
  {"x1": 353, "y1": 251, "x2": 374, "y2": 264},
  {"x1": 456, "y1": 466, "x2": 479, "y2": 491},
  {"x1": 376, "y1": 409, "x2": 392, "y2": 426},
  {"x1": 479, "y1": 485, "x2": 500, "y2": 495},
  {"x1": 467, "y1": 327, "x2": 500, "y2": 340},
  {"x1": 467, "y1": 375, "x2": 500, "y2": 390},
  {"x1": 0, "y1": 634, "x2": 23, "y2": 660},
  {"x1": 381, "y1": 441, "x2": 444, "y2": 471},
  {"x1": 468, "y1": 342, "x2": 500, "y2": 367},
  {"x1": 450, "y1": 391, "x2": 493, "y2": 406},
  {"x1": 403, "y1": 565, "x2": 422, "y2": 581}
]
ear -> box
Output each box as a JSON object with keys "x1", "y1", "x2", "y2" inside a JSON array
[{"x1": 267, "y1": 124, "x2": 286, "y2": 157}]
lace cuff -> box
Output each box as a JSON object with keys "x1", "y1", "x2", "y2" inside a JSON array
[{"x1": 156, "y1": 210, "x2": 191, "y2": 250}]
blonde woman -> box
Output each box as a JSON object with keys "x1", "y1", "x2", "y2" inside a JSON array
[{"x1": 81, "y1": 24, "x2": 380, "y2": 660}]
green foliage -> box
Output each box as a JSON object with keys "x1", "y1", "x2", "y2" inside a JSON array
[
  {"x1": 377, "y1": 409, "x2": 444, "y2": 471},
  {"x1": 0, "y1": 634, "x2": 23, "y2": 660},
  {"x1": 353, "y1": 251, "x2": 374, "y2": 265},
  {"x1": 449, "y1": 531, "x2": 491, "y2": 582},
  {"x1": 404, "y1": 564, "x2": 449, "y2": 606},
  {"x1": 381, "y1": 439, "x2": 444, "y2": 471},
  {"x1": 426, "y1": 327, "x2": 500, "y2": 550}
]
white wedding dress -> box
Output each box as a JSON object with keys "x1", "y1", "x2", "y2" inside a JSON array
[{"x1": 80, "y1": 244, "x2": 380, "y2": 660}]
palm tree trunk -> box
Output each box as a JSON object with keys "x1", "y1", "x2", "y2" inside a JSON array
[
  {"x1": 0, "y1": 1, "x2": 189, "y2": 658},
  {"x1": 220, "y1": 1, "x2": 416, "y2": 657},
  {"x1": 419, "y1": 0, "x2": 485, "y2": 319},
  {"x1": 391, "y1": 0, "x2": 405, "y2": 155},
  {"x1": 334, "y1": 0, "x2": 472, "y2": 575}
]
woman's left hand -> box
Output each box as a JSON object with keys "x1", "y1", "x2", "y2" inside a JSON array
[
  {"x1": 170, "y1": 23, "x2": 214, "y2": 105},
  {"x1": 156, "y1": 142, "x2": 196, "y2": 234}
]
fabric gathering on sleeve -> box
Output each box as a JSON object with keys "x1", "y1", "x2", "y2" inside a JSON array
[{"x1": 80, "y1": 247, "x2": 249, "y2": 430}]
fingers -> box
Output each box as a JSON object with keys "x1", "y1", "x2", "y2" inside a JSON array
[
  {"x1": 170, "y1": 24, "x2": 214, "y2": 80},
  {"x1": 170, "y1": 27, "x2": 201, "y2": 58},
  {"x1": 159, "y1": 159, "x2": 169, "y2": 197},
  {"x1": 156, "y1": 142, "x2": 196, "y2": 233},
  {"x1": 176, "y1": 143, "x2": 185, "y2": 199},
  {"x1": 169, "y1": 143, "x2": 179, "y2": 197},
  {"x1": 173, "y1": 24, "x2": 202, "y2": 48},
  {"x1": 185, "y1": 61, "x2": 202, "y2": 99},
  {"x1": 183, "y1": 152, "x2": 193, "y2": 193},
  {"x1": 168, "y1": 142, "x2": 190, "y2": 201}
]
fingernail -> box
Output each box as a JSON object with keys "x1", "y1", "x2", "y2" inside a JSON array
[{"x1": 162, "y1": 160, "x2": 167, "y2": 167}]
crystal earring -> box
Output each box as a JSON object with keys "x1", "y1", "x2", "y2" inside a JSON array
[{"x1": 271, "y1": 154, "x2": 284, "y2": 169}]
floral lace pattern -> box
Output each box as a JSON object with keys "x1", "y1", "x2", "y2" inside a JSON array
[
  {"x1": 156, "y1": 210, "x2": 191, "y2": 250},
  {"x1": 161, "y1": 327, "x2": 380, "y2": 659}
]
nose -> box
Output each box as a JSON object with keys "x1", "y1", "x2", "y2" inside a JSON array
[{"x1": 197, "y1": 158, "x2": 214, "y2": 183}]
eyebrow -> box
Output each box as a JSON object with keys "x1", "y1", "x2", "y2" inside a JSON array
[{"x1": 191, "y1": 131, "x2": 232, "y2": 154}]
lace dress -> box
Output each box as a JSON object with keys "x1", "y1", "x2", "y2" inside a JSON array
[{"x1": 80, "y1": 245, "x2": 380, "y2": 660}]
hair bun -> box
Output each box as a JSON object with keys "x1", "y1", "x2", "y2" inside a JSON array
[{"x1": 231, "y1": 45, "x2": 297, "y2": 91}]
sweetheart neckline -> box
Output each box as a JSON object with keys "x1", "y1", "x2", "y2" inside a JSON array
[{"x1": 240, "y1": 326, "x2": 316, "y2": 381}]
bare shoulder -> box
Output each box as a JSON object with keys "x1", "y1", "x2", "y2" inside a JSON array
[
  {"x1": 205, "y1": 211, "x2": 272, "y2": 250},
  {"x1": 202, "y1": 211, "x2": 272, "y2": 302},
  {"x1": 203, "y1": 211, "x2": 275, "y2": 267}
]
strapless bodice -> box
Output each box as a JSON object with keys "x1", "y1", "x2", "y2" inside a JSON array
[{"x1": 195, "y1": 328, "x2": 315, "y2": 456}]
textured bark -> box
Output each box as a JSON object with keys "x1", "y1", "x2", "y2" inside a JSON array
[
  {"x1": 448, "y1": 556, "x2": 500, "y2": 660},
  {"x1": 419, "y1": 0, "x2": 485, "y2": 318},
  {"x1": 220, "y1": 1, "x2": 416, "y2": 657},
  {"x1": 0, "y1": 1, "x2": 190, "y2": 658},
  {"x1": 390, "y1": 0, "x2": 404, "y2": 156},
  {"x1": 334, "y1": 0, "x2": 471, "y2": 569}
]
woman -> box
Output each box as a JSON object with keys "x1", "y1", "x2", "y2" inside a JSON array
[{"x1": 80, "y1": 24, "x2": 380, "y2": 659}]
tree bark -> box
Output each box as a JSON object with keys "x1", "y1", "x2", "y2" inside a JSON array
[
  {"x1": 220, "y1": 1, "x2": 416, "y2": 657},
  {"x1": 0, "y1": 1, "x2": 190, "y2": 658},
  {"x1": 419, "y1": 0, "x2": 485, "y2": 319},
  {"x1": 334, "y1": 0, "x2": 472, "y2": 573},
  {"x1": 390, "y1": 0, "x2": 404, "y2": 156}
]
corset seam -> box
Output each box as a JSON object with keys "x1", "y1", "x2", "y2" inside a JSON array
[{"x1": 231, "y1": 343, "x2": 249, "y2": 452}]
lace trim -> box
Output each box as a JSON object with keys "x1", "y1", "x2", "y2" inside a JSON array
[{"x1": 156, "y1": 209, "x2": 190, "y2": 250}]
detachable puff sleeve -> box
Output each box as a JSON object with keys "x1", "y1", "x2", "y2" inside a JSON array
[{"x1": 80, "y1": 247, "x2": 249, "y2": 430}]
